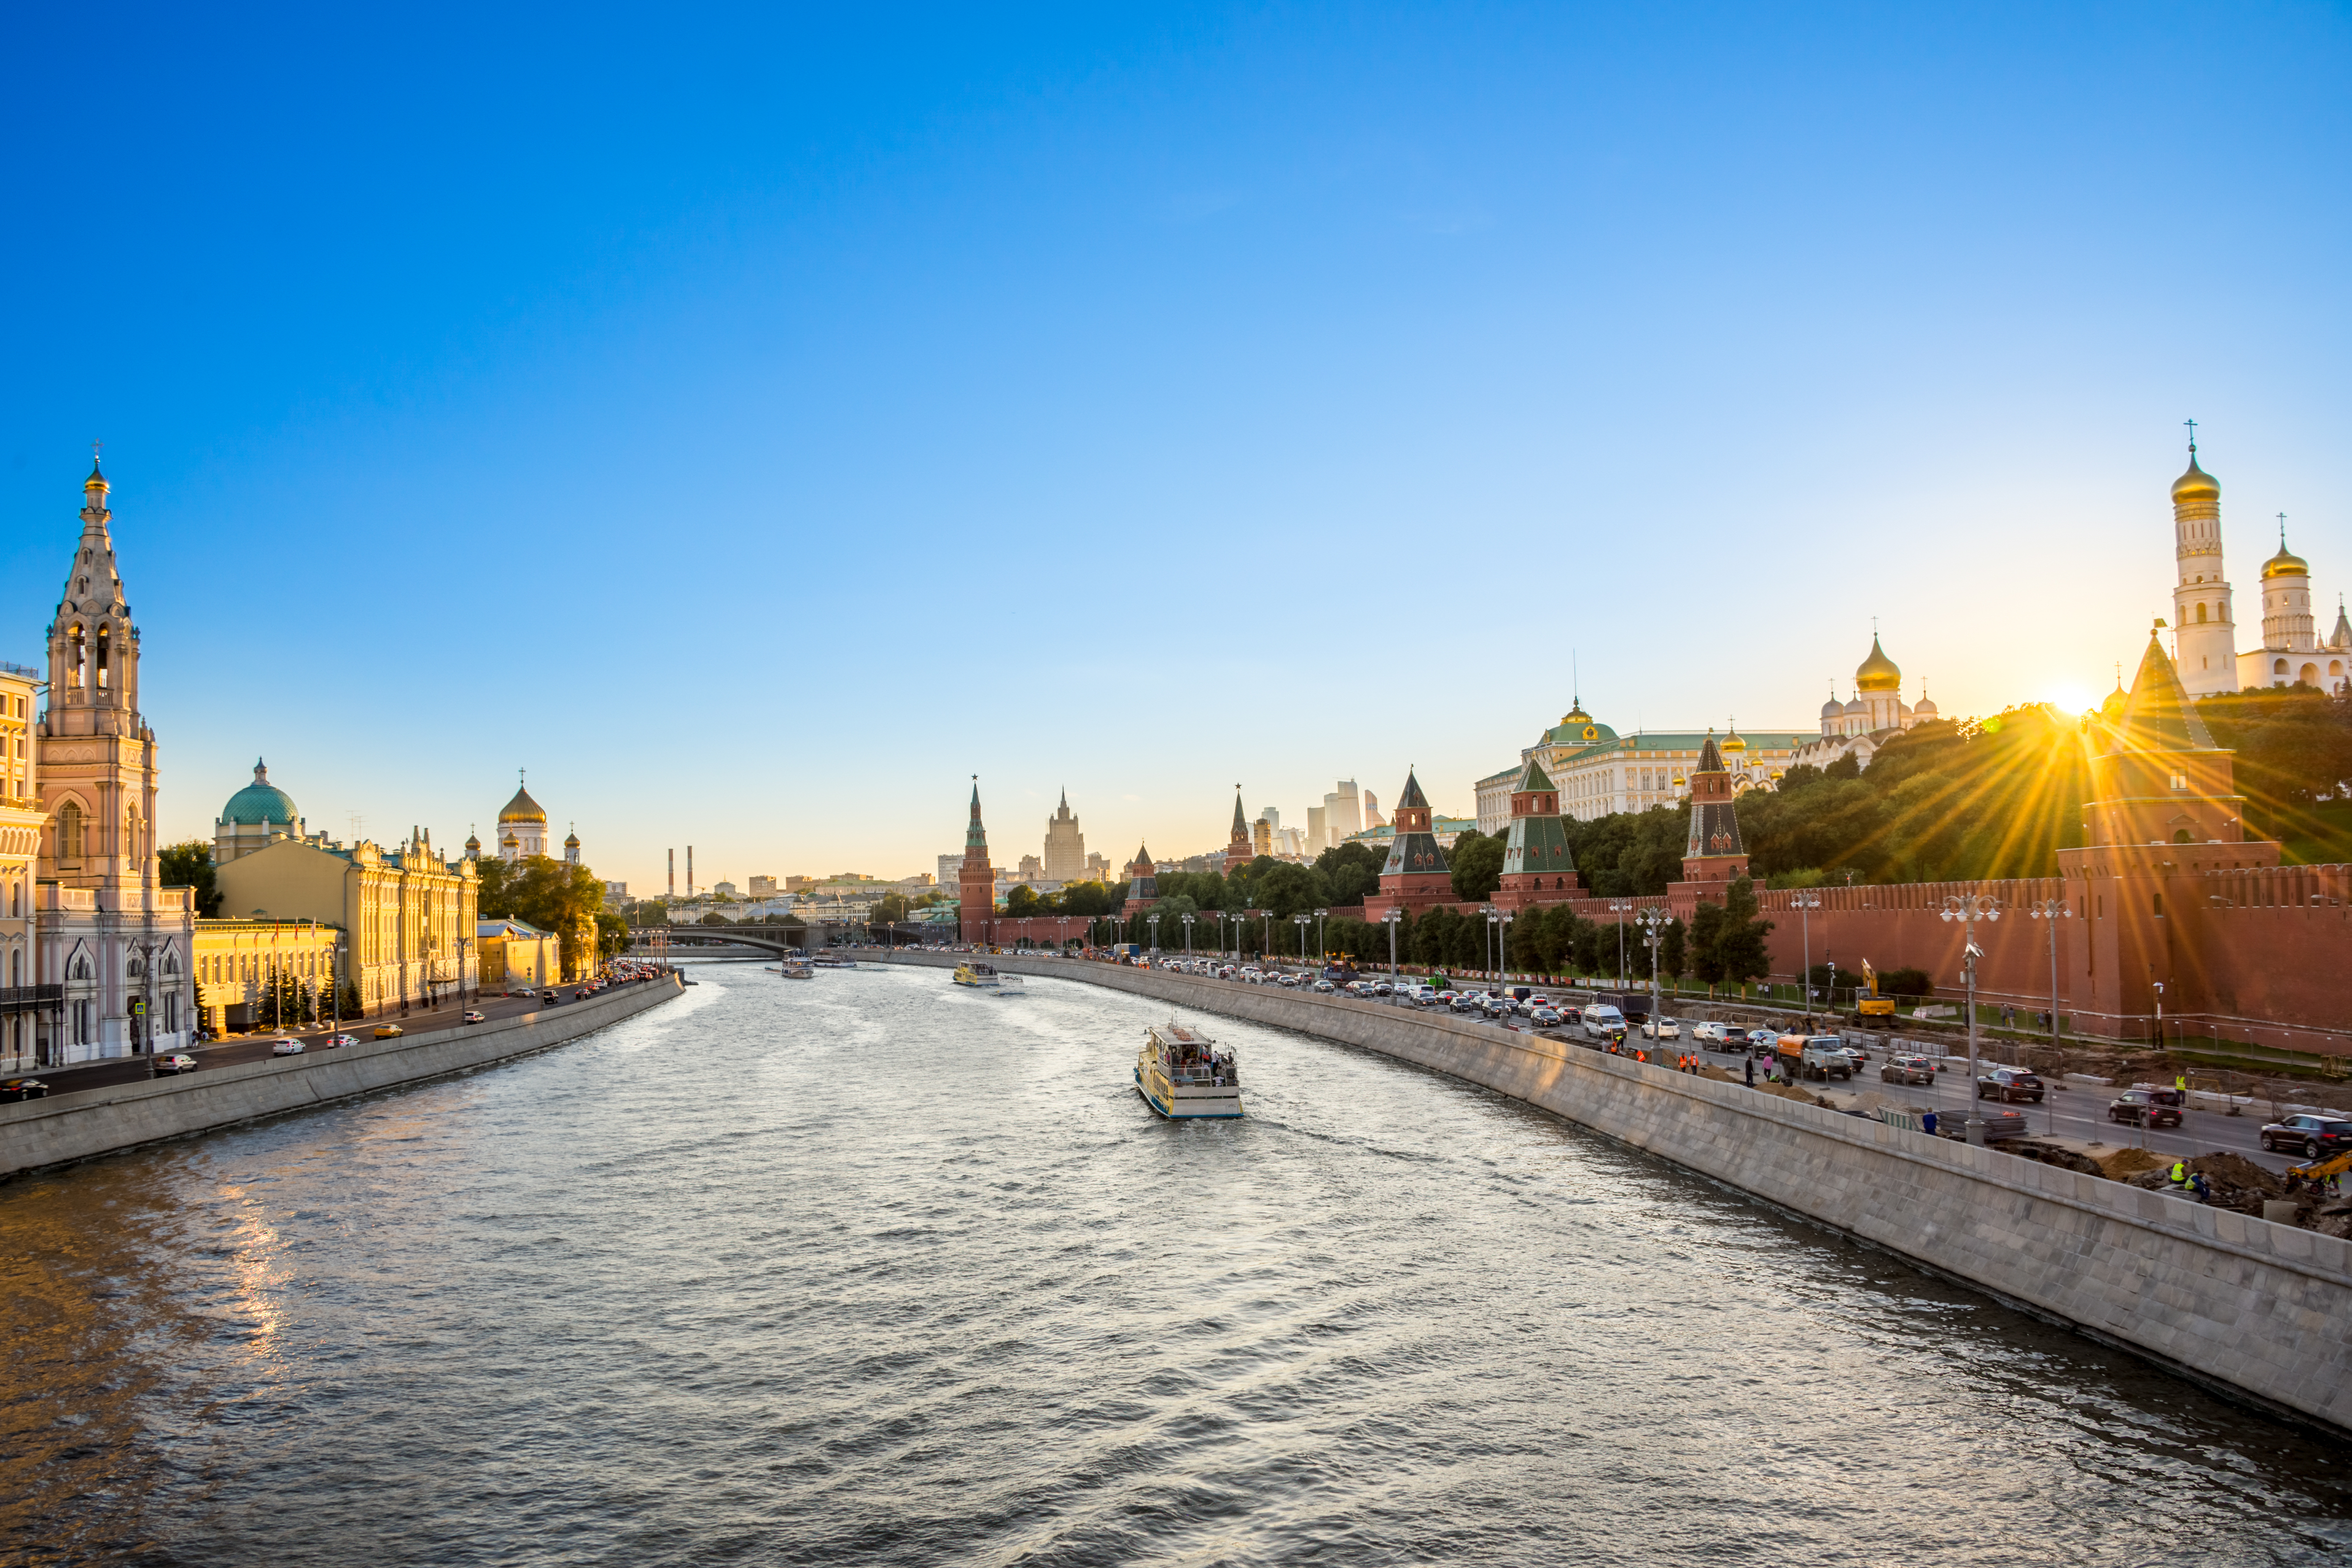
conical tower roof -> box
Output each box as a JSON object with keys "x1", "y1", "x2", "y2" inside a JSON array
[
  {"x1": 2112, "y1": 625, "x2": 2216, "y2": 754},
  {"x1": 1694, "y1": 732, "x2": 1725, "y2": 773},
  {"x1": 1231, "y1": 788, "x2": 1248, "y2": 836},
  {"x1": 1396, "y1": 769, "x2": 1429, "y2": 810},
  {"x1": 1516, "y1": 756, "x2": 1555, "y2": 793},
  {"x1": 965, "y1": 779, "x2": 988, "y2": 852}
]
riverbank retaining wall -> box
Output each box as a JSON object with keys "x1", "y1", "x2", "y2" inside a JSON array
[
  {"x1": 889, "y1": 951, "x2": 2352, "y2": 1435},
  {"x1": 0, "y1": 974, "x2": 686, "y2": 1179}
]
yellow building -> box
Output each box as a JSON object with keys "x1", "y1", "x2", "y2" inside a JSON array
[
  {"x1": 192, "y1": 919, "x2": 344, "y2": 1034},
  {"x1": 476, "y1": 916, "x2": 562, "y2": 993},
  {"x1": 0, "y1": 662, "x2": 43, "y2": 1074}
]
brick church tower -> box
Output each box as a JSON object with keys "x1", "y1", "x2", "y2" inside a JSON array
[
  {"x1": 1224, "y1": 787, "x2": 1253, "y2": 873},
  {"x1": 1668, "y1": 731, "x2": 1750, "y2": 918},
  {"x1": 958, "y1": 778, "x2": 994, "y2": 945}
]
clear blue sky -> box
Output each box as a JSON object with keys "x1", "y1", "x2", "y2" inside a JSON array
[{"x1": 4, "y1": 3, "x2": 2346, "y2": 888}]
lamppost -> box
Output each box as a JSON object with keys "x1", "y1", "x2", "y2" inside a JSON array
[
  {"x1": 1790, "y1": 891, "x2": 1821, "y2": 1024},
  {"x1": 1146, "y1": 913, "x2": 1161, "y2": 958},
  {"x1": 1181, "y1": 912, "x2": 1195, "y2": 956},
  {"x1": 1482, "y1": 906, "x2": 1499, "y2": 982},
  {"x1": 2026, "y1": 896, "x2": 2071, "y2": 1130},
  {"x1": 1382, "y1": 907, "x2": 1402, "y2": 982},
  {"x1": 1636, "y1": 907, "x2": 1669, "y2": 1036},
  {"x1": 1313, "y1": 907, "x2": 1328, "y2": 969},
  {"x1": 1498, "y1": 909, "x2": 1515, "y2": 986},
  {"x1": 1607, "y1": 899, "x2": 1633, "y2": 990},
  {"x1": 1939, "y1": 892, "x2": 2001, "y2": 1145},
  {"x1": 1292, "y1": 912, "x2": 1311, "y2": 967},
  {"x1": 1259, "y1": 908, "x2": 1273, "y2": 959},
  {"x1": 457, "y1": 935, "x2": 472, "y2": 1006},
  {"x1": 1825, "y1": 961, "x2": 1837, "y2": 1027}
]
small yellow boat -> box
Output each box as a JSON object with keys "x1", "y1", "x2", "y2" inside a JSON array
[{"x1": 1136, "y1": 1021, "x2": 1242, "y2": 1119}]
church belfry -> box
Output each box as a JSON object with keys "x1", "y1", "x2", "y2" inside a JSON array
[{"x1": 2169, "y1": 430, "x2": 2241, "y2": 696}]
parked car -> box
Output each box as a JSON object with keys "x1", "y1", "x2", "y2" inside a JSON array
[
  {"x1": 1690, "y1": 1021, "x2": 1729, "y2": 1043},
  {"x1": 270, "y1": 1039, "x2": 306, "y2": 1056},
  {"x1": 1977, "y1": 1067, "x2": 2045, "y2": 1104},
  {"x1": 2260, "y1": 1114, "x2": 2352, "y2": 1159},
  {"x1": 153, "y1": 1053, "x2": 199, "y2": 1075},
  {"x1": 1879, "y1": 1054, "x2": 1936, "y2": 1086},
  {"x1": 462, "y1": 1010, "x2": 486, "y2": 1024},
  {"x1": 1641, "y1": 1017, "x2": 1682, "y2": 1041},
  {"x1": 0, "y1": 1077, "x2": 49, "y2": 1102},
  {"x1": 372, "y1": 1025, "x2": 403, "y2": 1040},
  {"x1": 2109, "y1": 1088, "x2": 2182, "y2": 1129}
]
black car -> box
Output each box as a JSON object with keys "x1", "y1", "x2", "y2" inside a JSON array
[
  {"x1": 1976, "y1": 1067, "x2": 2045, "y2": 1104},
  {"x1": 2108, "y1": 1088, "x2": 2181, "y2": 1129},
  {"x1": 2260, "y1": 1114, "x2": 2352, "y2": 1159},
  {"x1": 0, "y1": 1078, "x2": 49, "y2": 1102}
]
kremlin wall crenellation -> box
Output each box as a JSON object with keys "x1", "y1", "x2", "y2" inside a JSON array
[{"x1": 944, "y1": 440, "x2": 2350, "y2": 1062}]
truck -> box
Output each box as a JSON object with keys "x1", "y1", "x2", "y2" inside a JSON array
[
  {"x1": 1597, "y1": 991, "x2": 1653, "y2": 1026},
  {"x1": 1774, "y1": 1033, "x2": 1854, "y2": 1082},
  {"x1": 1855, "y1": 960, "x2": 1897, "y2": 1028}
]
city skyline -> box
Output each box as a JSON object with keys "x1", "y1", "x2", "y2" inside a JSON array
[{"x1": 4, "y1": 7, "x2": 2347, "y2": 883}]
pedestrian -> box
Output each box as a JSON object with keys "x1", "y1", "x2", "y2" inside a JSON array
[
  {"x1": 1922, "y1": 1109, "x2": 1937, "y2": 1136},
  {"x1": 1744, "y1": 1056, "x2": 1755, "y2": 1087}
]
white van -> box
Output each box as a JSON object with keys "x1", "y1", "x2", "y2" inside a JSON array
[{"x1": 1581, "y1": 1004, "x2": 1625, "y2": 1040}]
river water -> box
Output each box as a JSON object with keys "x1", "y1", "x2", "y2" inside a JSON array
[{"x1": 3, "y1": 963, "x2": 2346, "y2": 1566}]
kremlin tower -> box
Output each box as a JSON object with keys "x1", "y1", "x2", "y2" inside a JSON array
[{"x1": 958, "y1": 779, "x2": 994, "y2": 944}]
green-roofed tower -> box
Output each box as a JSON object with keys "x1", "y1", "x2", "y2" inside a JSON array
[{"x1": 1495, "y1": 753, "x2": 1580, "y2": 907}]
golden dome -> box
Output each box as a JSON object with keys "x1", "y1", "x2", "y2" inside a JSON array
[
  {"x1": 2263, "y1": 539, "x2": 2309, "y2": 580},
  {"x1": 497, "y1": 779, "x2": 547, "y2": 823},
  {"x1": 1854, "y1": 635, "x2": 1902, "y2": 694},
  {"x1": 1721, "y1": 725, "x2": 1748, "y2": 752},
  {"x1": 2171, "y1": 454, "x2": 2219, "y2": 505}
]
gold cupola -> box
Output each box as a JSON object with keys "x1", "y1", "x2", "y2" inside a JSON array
[
  {"x1": 2171, "y1": 452, "x2": 2220, "y2": 506},
  {"x1": 1854, "y1": 635, "x2": 1902, "y2": 694},
  {"x1": 2263, "y1": 535, "x2": 2309, "y2": 581}
]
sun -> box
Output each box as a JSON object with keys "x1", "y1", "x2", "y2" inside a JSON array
[{"x1": 2044, "y1": 683, "x2": 2095, "y2": 716}]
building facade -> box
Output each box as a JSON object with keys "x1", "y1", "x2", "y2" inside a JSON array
[
  {"x1": 1044, "y1": 790, "x2": 1088, "y2": 882},
  {"x1": 1477, "y1": 697, "x2": 1812, "y2": 832},
  {"x1": 192, "y1": 918, "x2": 344, "y2": 1034},
  {"x1": 1785, "y1": 636, "x2": 1939, "y2": 776},
  {"x1": 35, "y1": 461, "x2": 196, "y2": 1063},
  {"x1": 477, "y1": 915, "x2": 563, "y2": 992},
  {"x1": 2161, "y1": 437, "x2": 2349, "y2": 695},
  {"x1": 0, "y1": 663, "x2": 45, "y2": 1072}
]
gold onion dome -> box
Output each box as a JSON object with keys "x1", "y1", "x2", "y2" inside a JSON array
[
  {"x1": 498, "y1": 780, "x2": 547, "y2": 823},
  {"x1": 1721, "y1": 726, "x2": 1748, "y2": 752},
  {"x1": 2263, "y1": 540, "x2": 2309, "y2": 580},
  {"x1": 1854, "y1": 635, "x2": 1902, "y2": 693},
  {"x1": 2172, "y1": 454, "x2": 2220, "y2": 505}
]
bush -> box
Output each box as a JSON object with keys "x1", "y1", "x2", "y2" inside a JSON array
[{"x1": 1880, "y1": 966, "x2": 1934, "y2": 998}]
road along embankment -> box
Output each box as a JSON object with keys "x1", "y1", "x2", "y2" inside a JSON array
[
  {"x1": 0, "y1": 974, "x2": 686, "y2": 1179},
  {"x1": 887, "y1": 952, "x2": 2352, "y2": 1436}
]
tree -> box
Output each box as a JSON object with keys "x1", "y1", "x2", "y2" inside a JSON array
[
  {"x1": 1660, "y1": 917, "x2": 1687, "y2": 984},
  {"x1": 595, "y1": 911, "x2": 629, "y2": 959},
  {"x1": 1711, "y1": 876, "x2": 1774, "y2": 987},
  {"x1": 1448, "y1": 830, "x2": 1504, "y2": 901},
  {"x1": 159, "y1": 840, "x2": 222, "y2": 917},
  {"x1": 1687, "y1": 903, "x2": 1725, "y2": 988},
  {"x1": 1001, "y1": 884, "x2": 1040, "y2": 918},
  {"x1": 700, "y1": 911, "x2": 730, "y2": 926},
  {"x1": 1312, "y1": 842, "x2": 1384, "y2": 907}
]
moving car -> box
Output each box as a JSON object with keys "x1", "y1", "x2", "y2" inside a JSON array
[
  {"x1": 1879, "y1": 1053, "x2": 1936, "y2": 1086},
  {"x1": 1690, "y1": 1022, "x2": 1729, "y2": 1043},
  {"x1": 1744, "y1": 1029, "x2": 1777, "y2": 1051},
  {"x1": 1976, "y1": 1067, "x2": 2045, "y2": 1104},
  {"x1": 540, "y1": 990, "x2": 558, "y2": 1004},
  {"x1": 1581, "y1": 1004, "x2": 1627, "y2": 1041},
  {"x1": 0, "y1": 1078, "x2": 48, "y2": 1102},
  {"x1": 1530, "y1": 1007, "x2": 1563, "y2": 1027},
  {"x1": 462, "y1": 1010, "x2": 486, "y2": 1024},
  {"x1": 1640, "y1": 1017, "x2": 1681, "y2": 1041},
  {"x1": 153, "y1": 1053, "x2": 199, "y2": 1075},
  {"x1": 270, "y1": 1038, "x2": 306, "y2": 1056},
  {"x1": 323, "y1": 1034, "x2": 357, "y2": 1048},
  {"x1": 372, "y1": 1024, "x2": 403, "y2": 1040},
  {"x1": 2260, "y1": 1114, "x2": 2352, "y2": 1159},
  {"x1": 2109, "y1": 1088, "x2": 2181, "y2": 1129}
]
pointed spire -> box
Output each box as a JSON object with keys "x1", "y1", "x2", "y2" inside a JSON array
[
  {"x1": 1396, "y1": 769, "x2": 1430, "y2": 811},
  {"x1": 1231, "y1": 786, "x2": 1248, "y2": 836},
  {"x1": 2112, "y1": 625, "x2": 2216, "y2": 753}
]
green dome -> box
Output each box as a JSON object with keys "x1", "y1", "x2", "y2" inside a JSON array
[{"x1": 222, "y1": 759, "x2": 299, "y2": 826}]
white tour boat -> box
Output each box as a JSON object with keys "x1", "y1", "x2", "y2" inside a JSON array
[
  {"x1": 811, "y1": 953, "x2": 857, "y2": 969},
  {"x1": 952, "y1": 961, "x2": 1000, "y2": 989},
  {"x1": 1136, "y1": 1021, "x2": 1242, "y2": 1119},
  {"x1": 992, "y1": 970, "x2": 1025, "y2": 996},
  {"x1": 771, "y1": 962, "x2": 814, "y2": 979}
]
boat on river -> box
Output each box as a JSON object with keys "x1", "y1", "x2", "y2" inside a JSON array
[
  {"x1": 811, "y1": 953, "x2": 857, "y2": 969},
  {"x1": 1136, "y1": 1021, "x2": 1242, "y2": 1119},
  {"x1": 953, "y1": 961, "x2": 1000, "y2": 989},
  {"x1": 992, "y1": 970, "x2": 1025, "y2": 996},
  {"x1": 770, "y1": 963, "x2": 814, "y2": 979}
]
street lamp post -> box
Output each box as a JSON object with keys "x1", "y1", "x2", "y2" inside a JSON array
[
  {"x1": 1607, "y1": 899, "x2": 1633, "y2": 990},
  {"x1": 1790, "y1": 891, "x2": 1821, "y2": 1024},
  {"x1": 1260, "y1": 908, "x2": 1273, "y2": 959},
  {"x1": 2028, "y1": 896, "x2": 2070, "y2": 1058},
  {"x1": 1181, "y1": 913, "x2": 1195, "y2": 956},
  {"x1": 1939, "y1": 892, "x2": 2002, "y2": 1145},
  {"x1": 1147, "y1": 913, "x2": 1161, "y2": 958},
  {"x1": 1382, "y1": 907, "x2": 1402, "y2": 982},
  {"x1": 1825, "y1": 961, "x2": 1837, "y2": 1027},
  {"x1": 1498, "y1": 910, "x2": 1515, "y2": 986},
  {"x1": 1293, "y1": 913, "x2": 1311, "y2": 967},
  {"x1": 1636, "y1": 907, "x2": 1669, "y2": 1038},
  {"x1": 1483, "y1": 907, "x2": 1498, "y2": 981},
  {"x1": 1313, "y1": 907, "x2": 1328, "y2": 969}
]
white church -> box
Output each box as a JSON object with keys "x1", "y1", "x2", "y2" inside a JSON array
[{"x1": 2167, "y1": 435, "x2": 2351, "y2": 697}]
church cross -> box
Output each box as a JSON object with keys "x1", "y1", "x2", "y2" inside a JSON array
[{"x1": 2184, "y1": 417, "x2": 2197, "y2": 453}]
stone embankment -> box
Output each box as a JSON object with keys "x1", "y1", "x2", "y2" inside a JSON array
[
  {"x1": 0, "y1": 974, "x2": 685, "y2": 1179},
  {"x1": 890, "y1": 951, "x2": 2352, "y2": 1436}
]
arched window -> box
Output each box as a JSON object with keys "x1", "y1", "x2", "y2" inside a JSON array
[
  {"x1": 2173, "y1": 829, "x2": 2193, "y2": 843},
  {"x1": 2276, "y1": 659, "x2": 2290, "y2": 676},
  {"x1": 68, "y1": 623, "x2": 84, "y2": 689},
  {"x1": 95, "y1": 625, "x2": 111, "y2": 690},
  {"x1": 2195, "y1": 603, "x2": 2208, "y2": 623},
  {"x1": 57, "y1": 800, "x2": 82, "y2": 867}
]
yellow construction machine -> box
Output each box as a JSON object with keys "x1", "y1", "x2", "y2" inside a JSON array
[{"x1": 1855, "y1": 959, "x2": 1897, "y2": 1028}]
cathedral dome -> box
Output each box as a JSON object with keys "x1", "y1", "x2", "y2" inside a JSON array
[
  {"x1": 2171, "y1": 455, "x2": 2220, "y2": 505},
  {"x1": 1854, "y1": 636, "x2": 1902, "y2": 693},
  {"x1": 221, "y1": 759, "x2": 298, "y2": 826},
  {"x1": 2262, "y1": 540, "x2": 2310, "y2": 580},
  {"x1": 1721, "y1": 727, "x2": 1748, "y2": 753},
  {"x1": 1820, "y1": 694, "x2": 1843, "y2": 719},
  {"x1": 498, "y1": 780, "x2": 548, "y2": 823},
  {"x1": 1912, "y1": 693, "x2": 1938, "y2": 718}
]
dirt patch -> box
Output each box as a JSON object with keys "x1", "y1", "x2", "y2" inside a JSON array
[
  {"x1": 1756, "y1": 1083, "x2": 1828, "y2": 1108},
  {"x1": 1698, "y1": 1065, "x2": 1740, "y2": 1083},
  {"x1": 2098, "y1": 1147, "x2": 2165, "y2": 1180},
  {"x1": 2126, "y1": 1151, "x2": 2288, "y2": 1215},
  {"x1": 2007, "y1": 1140, "x2": 2107, "y2": 1176}
]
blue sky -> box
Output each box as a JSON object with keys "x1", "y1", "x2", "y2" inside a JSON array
[{"x1": 4, "y1": 3, "x2": 2346, "y2": 888}]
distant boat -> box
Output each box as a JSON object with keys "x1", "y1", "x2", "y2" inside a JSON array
[
  {"x1": 770, "y1": 963, "x2": 814, "y2": 979},
  {"x1": 993, "y1": 970, "x2": 1025, "y2": 997},
  {"x1": 953, "y1": 961, "x2": 999, "y2": 989},
  {"x1": 1136, "y1": 1020, "x2": 1242, "y2": 1119},
  {"x1": 811, "y1": 953, "x2": 857, "y2": 969}
]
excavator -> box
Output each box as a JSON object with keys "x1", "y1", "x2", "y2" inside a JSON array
[
  {"x1": 2286, "y1": 1147, "x2": 2352, "y2": 1191},
  {"x1": 1855, "y1": 959, "x2": 1897, "y2": 1029}
]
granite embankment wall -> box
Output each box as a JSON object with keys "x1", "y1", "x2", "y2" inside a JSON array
[
  {"x1": 891, "y1": 951, "x2": 2352, "y2": 1434},
  {"x1": 0, "y1": 974, "x2": 685, "y2": 1178}
]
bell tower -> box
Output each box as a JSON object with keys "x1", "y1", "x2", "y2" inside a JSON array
[
  {"x1": 958, "y1": 779, "x2": 994, "y2": 944},
  {"x1": 2169, "y1": 429, "x2": 2241, "y2": 696}
]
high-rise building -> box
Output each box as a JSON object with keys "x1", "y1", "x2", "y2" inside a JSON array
[
  {"x1": 1252, "y1": 818, "x2": 1273, "y2": 857},
  {"x1": 1044, "y1": 789, "x2": 1087, "y2": 882},
  {"x1": 1328, "y1": 780, "x2": 1361, "y2": 841},
  {"x1": 1361, "y1": 791, "x2": 1382, "y2": 830},
  {"x1": 1306, "y1": 804, "x2": 1327, "y2": 851}
]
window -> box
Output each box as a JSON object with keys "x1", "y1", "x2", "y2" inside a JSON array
[
  {"x1": 2153, "y1": 893, "x2": 2165, "y2": 917},
  {"x1": 2196, "y1": 603, "x2": 2207, "y2": 623},
  {"x1": 2276, "y1": 659, "x2": 2289, "y2": 676}
]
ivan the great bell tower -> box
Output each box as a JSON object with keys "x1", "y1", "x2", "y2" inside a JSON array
[{"x1": 2170, "y1": 433, "x2": 2241, "y2": 697}]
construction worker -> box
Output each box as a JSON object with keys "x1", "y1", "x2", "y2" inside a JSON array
[
  {"x1": 2168, "y1": 1160, "x2": 2190, "y2": 1191},
  {"x1": 2175, "y1": 1073, "x2": 2189, "y2": 1108}
]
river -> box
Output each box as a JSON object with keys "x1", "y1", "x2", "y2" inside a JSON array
[{"x1": 3, "y1": 962, "x2": 2345, "y2": 1565}]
